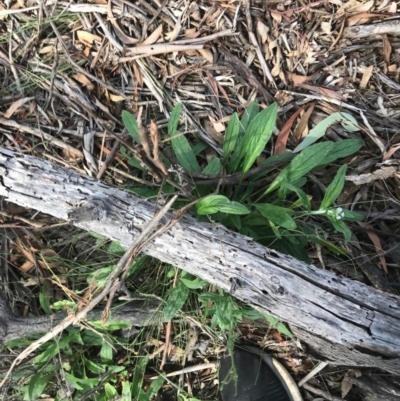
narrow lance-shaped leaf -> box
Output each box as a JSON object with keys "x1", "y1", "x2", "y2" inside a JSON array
[
  {"x1": 223, "y1": 112, "x2": 240, "y2": 162},
  {"x1": 320, "y1": 164, "x2": 347, "y2": 210},
  {"x1": 169, "y1": 131, "x2": 201, "y2": 173},
  {"x1": 241, "y1": 103, "x2": 278, "y2": 173},
  {"x1": 263, "y1": 142, "x2": 334, "y2": 196},
  {"x1": 254, "y1": 203, "x2": 297, "y2": 230},
  {"x1": 168, "y1": 103, "x2": 182, "y2": 135},
  {"x1": 121, "y1": 110, "x2": 140, "y2": 143},
  {"x1": 293, "y1": 112, "x2": 359, "y2": 153},
  {"x1": 197, "y1": 195, "x2": 250, "y2": 215}
]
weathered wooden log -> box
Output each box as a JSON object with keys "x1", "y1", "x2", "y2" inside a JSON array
[{"x1": 1, "y1": 147, "x2": 400, "y2": 373}]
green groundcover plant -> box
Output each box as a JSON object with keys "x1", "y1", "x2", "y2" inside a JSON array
[{"x1": 2, "y1": 103, "x2": 365, "y2": 401}]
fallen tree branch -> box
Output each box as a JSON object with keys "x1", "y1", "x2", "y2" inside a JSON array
[{"x1": 1, "y1": 147, "x2": 400, "y2": 373}]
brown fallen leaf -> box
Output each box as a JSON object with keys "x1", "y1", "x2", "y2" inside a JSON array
[
  {"x1": 4, "y1": 97, "x2": 35, "y2": 119},
  {"x1": 383, "y1": 35, "x2": 392, "y2": 67},
  {"x1": 346, "y1": 12, "x2": 385, "y2": 27},
  {"x1": 286, "y1": 71, "x2": 315, "y2": 86},
  {"x1": 299, "y1": 83, "x2": 346, "y2": 101},
  {"x1": 359, "y1": 65, "x2": 374, "y2": 89},
  {"x1": 383, "y1": 144, "x2": 400, "y2": 160},
  {"x1": 77, "y1": 30, "x2": 102, "y2": 46},
  {"x1": 274, "y1": 105, "x2": 306, "y2": 154},
  {"x1": 142, "y1": 24, "x2": 163, "y2": 45},
  {"x1": 72, "y1": 73, "x2": 94, "y2": 90},
  {"x1": 294, "y1": 102, "x2": 315, "y2": 141}
]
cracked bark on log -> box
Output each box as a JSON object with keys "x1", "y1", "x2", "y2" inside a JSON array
[{"x1": 0, "y1": 147, "x2": 400, "y2": 374}]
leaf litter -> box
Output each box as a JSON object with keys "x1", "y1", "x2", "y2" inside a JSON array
[{"x1": 0, "y1": 0, "x2": 400, "y2": 399}]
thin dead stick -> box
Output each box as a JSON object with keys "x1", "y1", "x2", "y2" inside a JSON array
[
  {"x1": 0, "y1": 195, "x2": 178, "y2": 388},
  {"x1": 43, "y1": 7, "x2": 127, "y2": 98},
  {"x1": 149, "y1": 363, "x2": 217, "y2": 379},
  {"x1": 124, "y1": 29, "x2": 238, "y2": 56},
  {"x1": 244, "y1": 0, "x2": 276, "y2": 89},
  {"x1": 120, "y1": 44, "x2": 204, "y2": 62},
  {"x1": 0, "y1": 118, "x2": 83, "y2": 157}
]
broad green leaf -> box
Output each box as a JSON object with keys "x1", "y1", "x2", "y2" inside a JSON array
[
  {"x1": 311, "y1": 236, "x2": 349, "y2": 255},
  {"x1": 264, "y1": 142, "x2": 334, "y2": 196},
  {"x1": 104, "y1": 383, "x2": 118, "y2": 399},
  {"x1": 180, "y1": 277, "x2": 208, "y2": 289},
  {"x1": 146, "y1": 375, "x2": 165, "y2": 400},
  {"x1": 219, "y1": 201, "x2": 251, "y2": 215},
  {"x1": 202, "y1": 157, "x2": 221, "y2": 175},
  {"x1": 228, "y1": 101, "x2": 260, "y2": 173},
  {"x1": 343, "y1": 209, "x2": 364, "y2": 221},
  {"x1": 164, "y1": 281, "x2": 190, "y2": 321},
  {"x1": 128, "y1": 157, "x2": 145, "y2": 170},
  {"x1": 320, "y1": 164, "x2": 347, "y2": 210},
  {"x1": 262, "y1": 313, "x2": 293, "y2": 338},
  {"x1": 249, "y1": 151, "x2": 294, "y2": 182},
  {"x1": 100, "y1": 341, "x2": 113, "y2": 363},
  {"x1": 240, "y1": 100, "x2": 260, "y2": 131},
  {"x1": 170, "y1": 131, "x2": 201, "y2": 173},
  {"x1": 254, "y1": 203, "x2": 297, "y2": 230},
  {"x1": 64, "y1": 372, "x2": 85, "y2": 391},
  {"x1": 83, "y1": 357, "x2": 106, "y2": 374},
  {"x1": 39, "y1": 287, "x2": 52, "y2": 315},
  {"x1": 318, "y1": 139, "x2": 364, "y2": 166},
  {"x1": 293, "y1": 112, "x2": 359, "y2": 153},
  {"x1": 241, "y1": 103, "x2": 278, "y2": 173},
  {"x1": 121, "y1": 111, "x2": 140, "y2": 143},
  {"x1": 285, "y1": 183, "x2": 311, "y2": 211},
  {"x1": 51, "y1": 300, "x2": 76, "y2": 310},
  {"x1": 131, "y1": 357, "x2": 148, "y2": 398},
  {"x1": 87, "y1": 265, "x2": 114, "y2": 287},
  {"x1": 329, "y1": 217, "x2": 352, "y2": 242},
  {"x1": 108, "y1": 240, "x2": 125, "y2": 254},
  {"x1": 197, "y1": 195, "x2": 226, "y2": 214},
  {"x1": 121, "y1": 381, "x2": 132, "y2": 401},
  {"x1": 28, "y1": 372, "x2": 52, "y2": 400},
  {"x1": 168, "y1": 103, "x2": 182, "y2": 135},
  {"x1": 229, "y1": 214, "x2": 242, "y2": 230},
  {"x1": 33, "y1": 343, "x2": 58, "y2": 364},
  {"x1": 192, "y1": 142, "x2": 208, "y2": 155},
  {"x1": 196, "y1": 195, "x2": 250, "y2": 215},
  {"x1": 89, "y1": 319, "x2": 131, "y2": 331},
  {"x1": 223, "y1": 112, "x2": 240, "y2": 161}
]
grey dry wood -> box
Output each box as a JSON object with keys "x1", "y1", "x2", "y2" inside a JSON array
[{"x1": 0, "y1": 147, "x2": 400, "y2": 373}]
